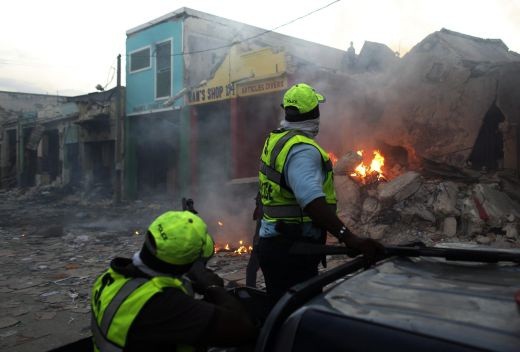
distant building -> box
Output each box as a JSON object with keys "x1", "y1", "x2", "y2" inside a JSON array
[{"x1": 0, "y1": 88, "x2": 122, "y2": 193}]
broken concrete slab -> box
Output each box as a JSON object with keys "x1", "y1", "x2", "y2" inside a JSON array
[
  {"x1": 360, "y1": 197, "x2": 381, "y2": 223},
  {"x1": 401, "y1": 204, "x2": 436, "y2": 223},
  {"x1": 473, "y1": 183, "x2": 520, "y2": 227},
  {"x1": 476, "y1": 235, "x2": 494, "y2": 245},
  {"x1": 433, "y1": 181, "x2": 460, "y2": 216},
  {"x1": 365, "y1": 224, "x2": 388, "y2": 240},
  {"x1": 377, "y1": 171, "x2": 422, "y2": 203},
  {"x1": 333, "y1": 151, "x2": 362, "y2": 175},
  {"x1": 503, "y1": 223, "x2": 519, "y2": 240},
  {"x1": 443, "y1": 217, "x2": 458, "y2": 237},
  {"x1": 334, "y1": 175, "x2": 361, "y2": 222}
]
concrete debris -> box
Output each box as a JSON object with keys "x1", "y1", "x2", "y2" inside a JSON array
[
  {"x1": 401, "y1": 204, "x2": 436, "y2": 223},
  {"x1": 333, "y1": 151, "x2": 362, "y2": 176},
  {"x1": 331, "y1": 163, "x2": 520, "y2": 248},
  {"x1": 433, "y1": 182, "x2": 460, "y2": 216},
  {"x1": 476, "y1": 235, "x2": 494, "y2": 245},
  {"x1": 365, "y1": 224, "x2": 388, "y2": 240},
  {"x1": 377, "y1": 171, "x2": 422, "y2": 203},
  {"x1": 334, "y1": 175, "x2": 361, "y2": 223},
  {"x1": 473, "y1": 183, "x2": 520, "y2": 227},
  {"x1": 443, "y1": 217, "x2": 458, "y2": 237},
  {"x1": 361, "y1": 197, "x2": 380, "y2": 223},
  {"x1": 503, "y1": 223, "x2": 519, "y2": 239}
]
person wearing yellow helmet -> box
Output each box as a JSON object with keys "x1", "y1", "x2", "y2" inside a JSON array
[
  {"x1": 257, "y1": 83, "x2": 385, "y2": 304},
  {"x1": 91, "y1": 210, "x2": 257, "y2": 352}
]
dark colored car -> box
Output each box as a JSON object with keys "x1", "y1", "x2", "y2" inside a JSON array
[{"x1": 252, "y1": 243, "x2": 520, "y2": 352}]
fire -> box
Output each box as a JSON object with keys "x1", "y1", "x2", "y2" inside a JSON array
[
  {"x1": 217, "y1": 221, "x2": 224, "y2": 226},
  {"x1": 234, "y1": 240, "x2": 249, "y2": 254},
  {"x1": 214, "y1": 240, "x2": 253, "y2": 255},
  {"x1": 350, "y1": 150, "x2": 386, "y2": 183}
]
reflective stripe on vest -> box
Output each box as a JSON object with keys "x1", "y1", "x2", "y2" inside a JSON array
[
  {"x1": 258, "y1": 129, "x2": 337, "y2": 223},
  {"x1": 91, "y1": 268, "x2": 190, "y2": 352}
]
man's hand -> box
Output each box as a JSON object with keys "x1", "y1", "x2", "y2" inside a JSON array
[
  {"x1": 187, "y1": 260, "x2": 224, "y2": 294},
  {"x1": 339, "y1": 233, "x2": 386, "y2": 265}
]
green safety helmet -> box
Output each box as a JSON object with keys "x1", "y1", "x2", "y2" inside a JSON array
[
  {"x1": 282, "y1": 83, "x2": 325, "y2": 114},
  {"x1": 139, "y1": 211, "x2": 215, "y2": 273}
]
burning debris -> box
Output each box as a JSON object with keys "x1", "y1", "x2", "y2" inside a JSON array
[
  {"x1": 215, "y1": 240, "x2": 253, "y2": 255},
  {"x1": 349, "y1": 150, "x2": 386, "y2": 184},
  {"x1": 332, "y1": 150, "x2": 520, "y2": 247},
  {"x1": 212, "y1": 220, "x2": 254, "y2": 255}
]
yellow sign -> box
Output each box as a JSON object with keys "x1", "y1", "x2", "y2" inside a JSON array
[
  {"x1": 238, "y1": 77, "x2": 287, "y2": 97},
  {"x1": 188, "y1": 46, "x2": 287, "y2": 106}
]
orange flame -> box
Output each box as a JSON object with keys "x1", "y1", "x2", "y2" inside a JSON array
[
  {"x1": 350, "y1": 150, "x2": 386, "y2": 183},
  {"x1": 214, "y1": 240, "x2": 253, "y2": 255},
  {"x1": 218, "y1": 221, "x2": 224, "y2": 226}
]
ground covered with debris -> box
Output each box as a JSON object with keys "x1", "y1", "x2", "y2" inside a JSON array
[
  {"x1": 1, "y1": 172, "x2": 519, "y2": 351},
  {"x1": 0, "y1": 187, "x2": 266, "y2": 352}
]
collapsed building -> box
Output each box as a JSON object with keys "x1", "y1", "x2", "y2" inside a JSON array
[
  {"x1": 0, "y1": 88, "x2": 123, "y2": 198},
  {"x1": 328, "y1": 29, "x2": 520, "y2": 247}
]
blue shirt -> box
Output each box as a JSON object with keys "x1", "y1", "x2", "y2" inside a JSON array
[{"x1": 259, "y1": 143, "x2": 326, "y2": 239}]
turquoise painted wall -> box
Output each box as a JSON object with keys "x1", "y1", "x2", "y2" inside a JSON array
[{"x1": 126, "y1": 20, "x2": 184, "y2": 115}]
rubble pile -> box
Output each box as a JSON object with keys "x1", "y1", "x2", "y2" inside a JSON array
[{"x1": 334, "y1": 159, "x2": 520, "y2": 248}]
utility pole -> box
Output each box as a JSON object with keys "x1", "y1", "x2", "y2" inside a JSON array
[{"x1": 114, "y1": 54, "x2": 122, "y2": 204}]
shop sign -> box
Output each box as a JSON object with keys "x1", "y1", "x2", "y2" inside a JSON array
[
  {"x1": 237, "y1": 77, "x2": 287, "y2": 97},
  {"x1": 188, "y1": 83, "x2": 236, "y2": 105}
]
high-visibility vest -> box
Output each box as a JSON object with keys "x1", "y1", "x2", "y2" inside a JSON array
[
  {"x1": 91, "y1": 268, "x2": 193, "y2": 352},
  {"x1": 258, "y1": 129, "x2": 337, "y2": 223}
]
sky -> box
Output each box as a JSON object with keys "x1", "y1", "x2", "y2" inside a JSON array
[{"x1": 0, "y1": 0, "x2": 519, "y2": 96}]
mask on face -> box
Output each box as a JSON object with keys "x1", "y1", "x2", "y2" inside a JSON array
[{"x1": 280, "y1": 118, "x2": 320, "y2": 138}]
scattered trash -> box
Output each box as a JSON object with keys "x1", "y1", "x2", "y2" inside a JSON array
[{"x1": 68, "y1": 289, "x2": 79, "y2": 305}]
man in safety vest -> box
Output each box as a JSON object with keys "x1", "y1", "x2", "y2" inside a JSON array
[
  {"x1": 257, "y1": 83, "x2": 385, "y2": 303},
  {"x1": 91, "y1": 211, "x2": 257, "y2": 351}
]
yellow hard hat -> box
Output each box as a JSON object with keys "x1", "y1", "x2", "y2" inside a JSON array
[
  {"x1": 282, "y1": 83, "x2": 325, "y2": 114},
  {"x1": 141, "y1": 211, "x2": 214, "y2": 271}
]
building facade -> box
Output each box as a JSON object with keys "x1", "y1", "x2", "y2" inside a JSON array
[
  {"x1": 0, "y1": 88, "x2": 123, "y2": 195},
  {"x1": 124, "y1": 7, "x2": 349, "y2": 202}
]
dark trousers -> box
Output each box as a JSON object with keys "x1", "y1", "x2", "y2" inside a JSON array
[
  {"x1": 246, "y1": 219, "x2": 261, "y2": 288},
  {"x1": 257, "y1": 235, "x2": 323, "y2": 307},
  {"x1": 246, "y1": 250, "x2": 260, "y2": 287}
]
